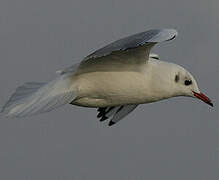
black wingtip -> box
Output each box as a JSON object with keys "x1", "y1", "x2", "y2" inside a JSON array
[
  {"x1": 108, "y1": 121, "x2": 116, "y2": 126},
  {"x1": 97, "y1": 112, "x2": 103, "y2": 118},
  {"x1": 97, "y1": 107, "x2": 107, "y2": 118},
  {"x1": 100, "y1": 116, "x2": 108, "y2": 122}
]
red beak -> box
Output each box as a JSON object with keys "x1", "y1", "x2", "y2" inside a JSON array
[{"x1": 193, "y1": 91, "x2": 213, "y2": 107}]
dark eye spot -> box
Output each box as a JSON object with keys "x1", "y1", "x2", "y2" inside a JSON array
[
  {"x1": 175, "y1": 74, "x2": 179, "y2": 82},
  {"x1": 184, "y1": 80, "x2": 192, "y2": 86}
]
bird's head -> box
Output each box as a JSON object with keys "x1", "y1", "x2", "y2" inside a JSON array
[{"x1": 171, "y1": 64, "x2": 213, "y2": 107}]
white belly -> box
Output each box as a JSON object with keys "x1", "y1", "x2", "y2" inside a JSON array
[{"x1": 72, "y1": 70, "x2": 156, "y2": 107}]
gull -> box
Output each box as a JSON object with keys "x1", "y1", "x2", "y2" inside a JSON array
[{"x1": 1, "y1": 29, "x2": 213, "y2": 126}]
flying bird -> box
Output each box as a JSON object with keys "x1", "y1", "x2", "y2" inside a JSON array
[{"x1": 1, "y1": 29, "x2": 213, "y2": 126}]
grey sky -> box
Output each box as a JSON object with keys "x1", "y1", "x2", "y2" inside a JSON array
[{"x1": 0, "y1": 0, "x2": 219, "y2": 179}]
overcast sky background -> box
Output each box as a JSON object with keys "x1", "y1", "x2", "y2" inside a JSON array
[{"x1": 0, "y1": 0, "x2": 219, "y2": 179}]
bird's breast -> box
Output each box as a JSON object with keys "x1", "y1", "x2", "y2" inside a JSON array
[{"x1": 72, "y1": 70, "x2": 161, "y2": 107}]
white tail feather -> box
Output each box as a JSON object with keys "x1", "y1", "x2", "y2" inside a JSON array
[{"x1": 1, "y1": 75, "x2": 77, "y2": 118}]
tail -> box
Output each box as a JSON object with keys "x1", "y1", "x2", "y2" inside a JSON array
[{"x1": 1, "y1": 74, "x2": 77, "y2": 118}]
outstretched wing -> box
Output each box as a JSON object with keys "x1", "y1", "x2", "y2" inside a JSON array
[
  {"x1": 83, "y1": 29, "x2": 177, "y2": 63},
  {"x1": 58, "y1": 29, "x2": 176, "y2": 75},
  {"x1": 97, "y1": 105, "x2": 138, "y2": 126}
]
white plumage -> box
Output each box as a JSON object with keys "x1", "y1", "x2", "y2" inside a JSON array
[{"x1": 1, "y1": 29, "x2": 213, "y2": 126}]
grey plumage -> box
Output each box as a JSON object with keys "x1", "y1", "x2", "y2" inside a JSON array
[
  {"x1": 84, "y1": 29, "x2": 177, "y2": 61},
  {"x1": 108, "y1": 105, "x2": 138, "y2": 126}
]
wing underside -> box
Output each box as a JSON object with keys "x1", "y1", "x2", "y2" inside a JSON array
[{"x1": 97, "y1": 105, "x2": 138, "y2": 126}]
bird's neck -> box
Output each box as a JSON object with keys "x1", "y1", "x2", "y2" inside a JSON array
[{"x1": 140, "y1": 59, "x2": 179, "y2": 101}]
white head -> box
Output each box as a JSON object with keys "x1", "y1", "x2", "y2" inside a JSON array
[{"x1": 149, "y1": 60, "x2": 213, "y2": 107}]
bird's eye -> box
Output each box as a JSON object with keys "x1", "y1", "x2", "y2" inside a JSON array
[{"x1": 184, "y1": 80, "x2": 192, "y2": 86}]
